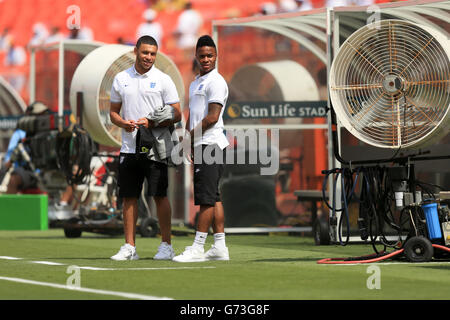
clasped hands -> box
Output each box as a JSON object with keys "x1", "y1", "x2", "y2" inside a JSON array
[
  {"x1": 123, "y1": 106, "x2": 174, "y2": 132},
  {"x1": 123, "y1": 118, "x2": 155, "y2": 132}
]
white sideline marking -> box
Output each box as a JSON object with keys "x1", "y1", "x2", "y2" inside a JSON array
[
  {"x1": 79, "y1": 266, "x2": 216, "y2": 271},
  {"x1": 377, "y1": 261, "x2": 450, "y2": 265},
  {"x1": 1, "y1": 256, "x2": 217, "y2": 271},
  {"x1": 31, "y1": 261, "x2": 66, "y2": 266},
  {"x1": 0, "y1": 276, "x2": 172, "y2": 300}
]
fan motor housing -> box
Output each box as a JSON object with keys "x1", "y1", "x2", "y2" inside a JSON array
[{"x1": 382, "y1": 74, "x2": 406, "y2": 96}]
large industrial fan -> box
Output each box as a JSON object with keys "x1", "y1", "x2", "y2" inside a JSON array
[
  {"x1": 329, "y1": 19, "x2": 450, "y2": 150},
  {"x1": 69, "y1": 44, "x2": 185, "y2": 147},
  {"x1": 317, "y1": 19, "x2": 450, "y2": 263}
]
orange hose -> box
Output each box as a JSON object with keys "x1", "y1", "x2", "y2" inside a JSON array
[
  {"x1": 317, "y1": 249, "x2": 404, "y2": 264},
  {"x1": 317, "y1": 244, "x2": 450, "y2": 264},
  {"x1": 432, "y1": 244, "x2": 450, "y2": 253}
]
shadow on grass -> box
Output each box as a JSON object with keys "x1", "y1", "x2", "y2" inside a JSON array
[
  {"x1": 37, "y1": 257, "x2": 114, "y2": 260},
  {"x1": 419, "y1": 263, "x2": 450, "y2": 269},
  {"x1": 252, "y1": 257, "x2": 319, "y2": 263},
  {"x1": 37, "y1": 257, "x2": 173, "y2": 261},
  {"x1": 17, "y1": 235, "x2": 124, "y2": 240}
]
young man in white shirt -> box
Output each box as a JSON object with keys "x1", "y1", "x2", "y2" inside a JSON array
[
  {"x1": 173, "y1": 35, "x2": 230, "y2": 262},
  {"x1": 109, "y1": 36, "x2": 181, "y2": 261}
]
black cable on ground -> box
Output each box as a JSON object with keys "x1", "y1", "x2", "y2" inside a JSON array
[{"x1": 318, "y1": 164, "x2": 450, "y2": 264}]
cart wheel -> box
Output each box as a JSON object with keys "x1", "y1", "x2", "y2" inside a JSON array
[
  {"x1": 64, "y1": 228, "x2": 82, "y2": 238},
  {"x1": 404, "y1": 236, "x2": 433, "y2": 262},
  {"x1": 139, "y1": 217, "x2": 159, "y2": 238},
  {"x1": 312, "y1": 217, "x2": 330, "y2": 245}
]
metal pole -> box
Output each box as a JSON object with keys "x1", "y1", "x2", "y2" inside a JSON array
[
  {"x1": 58, "y1": 41, "x2": 64, "y2": 131},
  {"x1": 29, "y1": 48, "x2": 36, "y2": 104}
]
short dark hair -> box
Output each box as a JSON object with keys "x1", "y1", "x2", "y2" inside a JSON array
[
  {"x1": 136, "y1": 35, "x2": 158, "y2": 49},
  {"x1": 196, "y1": 35, "x2": 216, "y2": 51}
]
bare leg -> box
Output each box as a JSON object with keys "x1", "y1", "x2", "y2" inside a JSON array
[
  {"x1": 153, "y1": 196, "x2": 172, "y2": 244},
  {"x1": 122, "y1": 197, "x2": 138, "y2": 247},
  {"x1": 197, "y1": 204, "x2": 215, "y2": 233},
  {"x1": 212, "y1": 201, "x2": 225, "y2": 233},
  {"x1": 60, "y1": 185, "x2": 74, "y2": 204},
  {"x1": 6, "y1": 173, "x2": 21, "y2": 194}
]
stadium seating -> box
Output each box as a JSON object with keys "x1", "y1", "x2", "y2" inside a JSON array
[
  {"x1": 0, "y1": 0, "x2": 409, "y2": 105},
  {"x1": 1, "y1": 0, "x2": 409, "y2": 46}
]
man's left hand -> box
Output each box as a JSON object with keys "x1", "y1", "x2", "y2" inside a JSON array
[{"x1": 137, "y1": 118, "x2": 155, "y2": 129}]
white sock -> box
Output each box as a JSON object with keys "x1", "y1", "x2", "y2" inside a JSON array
[
  {"x1": 192, "y1": 231, "x2": 208, "y2": 249},
  {"x1": 213, "y1": 233, "x2": 226, "y2": 248},
  {"x1": 193, "y1": 231, "x2": 208, "y2": 249}
]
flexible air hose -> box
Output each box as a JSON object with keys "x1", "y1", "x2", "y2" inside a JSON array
[{"x1": 317, "y1": 244, "x2": 450, "y2": 264}]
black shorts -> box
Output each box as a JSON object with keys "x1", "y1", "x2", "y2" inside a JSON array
[
  {"x1": 118, "y1": 153, "x2": 168, "y2": 198},
  {"x1": 193, "y1": 145, "x2": 225, "y2": 206}
]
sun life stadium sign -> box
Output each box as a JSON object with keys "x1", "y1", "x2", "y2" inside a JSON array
[{"x1": 224, "y1": 101, "x2": 328, "y2": 120}]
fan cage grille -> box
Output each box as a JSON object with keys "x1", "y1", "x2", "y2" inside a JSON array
[{"x1": 330, "y1": 19, "x2": 450, "y2": 149}]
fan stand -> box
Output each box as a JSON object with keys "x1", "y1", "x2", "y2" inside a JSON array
[
  {"x1": 329, "y1": 101, "x2": 450, "y2": 167},
  {"x1": 315, "y1": 11, "x2": 450, "y2": 264},
  {"x1": 318, "y1": 102, "x2": 450, "y2": 263}
]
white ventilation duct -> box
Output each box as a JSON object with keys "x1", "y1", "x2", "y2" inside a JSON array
[
  {"x1": 69, "y1": 44, "x2": 185, "y2": 147},
  {"x1": 229, "y1": 60, "x2": 320, "y2": 102},
  {"x1": 0, "y1": 75, "x2": 27, "y2": 116}
]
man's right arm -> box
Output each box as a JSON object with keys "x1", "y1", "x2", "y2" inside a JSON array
[{"x1": 110, "y1": 102, "x2": 137, "y2": 132}]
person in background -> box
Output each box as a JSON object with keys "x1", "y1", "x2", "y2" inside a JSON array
[
  {"x1": 326, "y1": 0, "x2": 350, "y2": 7},
  {"x1": 45, "y1": 26, "x2": 65, "y2": 44},
  {"x1": 2, "y1": 109, "x2": 29, "y2": 193},
  {"x1": 67, "y1": 24, "x2": 94, "y2": 41},
  {"x1": 278, "y1": 0, "x2": 298, "y2": 12},
  {"x1": 258, "y1": 2, "x2": 278, "y2": 15},
  {"x1": 28, "y1": 23, "x2": 49, "y2": 48},
  {"x1": 2, "y1": 102, "x2": 75, "y2": 207},
  {"x1": 4, "y1": 40, "x2": 26, "y2": 67},
  {"x1": 295, "y1": 0, "x2": 313, "y2": 11},
  {"x1": 173, "y1": 2, "x2": 203, "y2": 56},
  {"x1": 136, "y1": 9, "x2": 163, "y2": 48},
  {"x1": 0, "y1": 27, "x2": 12, "y2": 51},
  {"x1": 3, "y1": 39, "x2": 27, "y2": 92}
]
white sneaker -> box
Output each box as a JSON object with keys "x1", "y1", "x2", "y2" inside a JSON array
[
  {"x1": 172, "y1": 246, "x2": 206, "y2": 262},
  {"x1": 110, "y1": 244, "x2": 139, "y2": 261},
  {"x1": 205, "y1": 245, "x2": 229, "y2": 261},
  {"x1": 153, "y1": 242, "x2": 175, "y2": 260}
]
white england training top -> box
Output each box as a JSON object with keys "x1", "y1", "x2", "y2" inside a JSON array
[
  {"x1": 110, "y1": 65, "x2": 179, "y2": 154},
  {"x1": 189, "y1": 68, "x2": 229, "y2": 150}
]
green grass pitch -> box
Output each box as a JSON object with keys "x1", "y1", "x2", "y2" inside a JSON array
[{"x1": 0, "y1": 229, "x2": 449, "y2": 301}]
